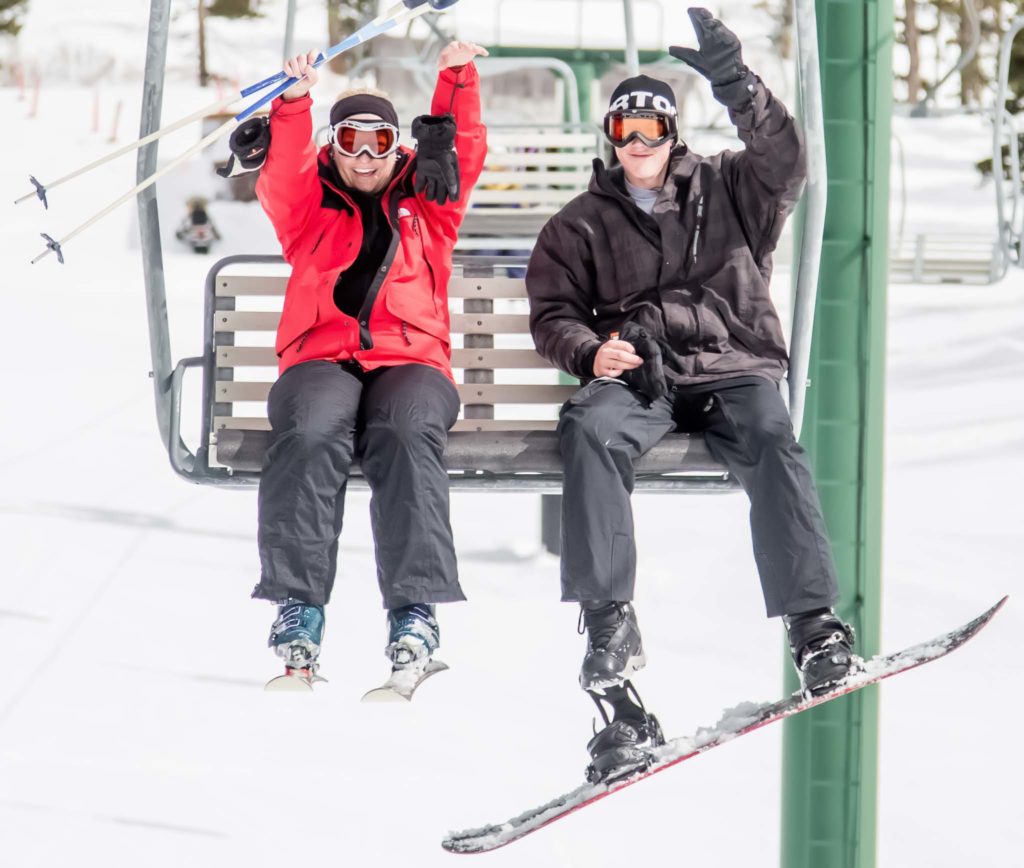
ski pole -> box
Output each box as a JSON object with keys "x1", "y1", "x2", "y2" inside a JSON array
[
  {"x1": 32, "y1": 116, "x2": 236, "y2": 265},
  {"x1": 15, "y1": 0, "x2": 453, "y2": 208},
  {"x1": 30, "y1": 0, "x2": 458, "y2": 263},
  {"x1": 15, "y1": 95, "x2": 237, "y2": 209}
]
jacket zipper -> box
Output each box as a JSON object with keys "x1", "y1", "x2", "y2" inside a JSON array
[
  {"x1": 690, "y1": 194, "x2": 705, "y2": 265},
  {"x1": 401, "y1": 321, "x2": 412, "y2": 346},
  {"x1": 310, "y1": 228, "x2": 328, "y2": 255},
  {"x1": 295, "y1": 329, "x2": 312, "y2": 353}
]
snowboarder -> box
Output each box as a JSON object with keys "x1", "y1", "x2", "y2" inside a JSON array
[
  {"x1": 525, "y1": 8, "x2": 855, "y2": 780},
  {"x1": 250, "y1": 40, "x2": 488, "y2": 688},
  {"x1": 175, "y1": 195, "x2": 220, "y2": 254}
]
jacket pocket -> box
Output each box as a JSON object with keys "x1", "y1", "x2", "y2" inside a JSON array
[
  {"x1": 275, "y1": 272, "x2": 326, "y2": 357},
  {"x1": 559, "y1": 377, "x2": 627, "y2": 417},
  {"x1": 695, "y1": 302, "x2": 730, "y2": 353},
  {"x1": 383, "y1": 279, "x2": 449, "y2": 344},
  {"x1": 276, "y1": 328, "x2": 312, "y2": 358}
]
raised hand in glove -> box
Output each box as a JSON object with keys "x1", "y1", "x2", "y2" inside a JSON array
[
  {"x1": 412, "y1": 113, "x2": 460, "y2": 205},
  {"x1": 217, "y1": 116, "x2": 271, "y2": 179},
  {"x1": 669, "y1": 8, "x2": 753, "y2": 108},
  {"x1": 618, "y1": 320, "x2": 668, "y2": 404}
]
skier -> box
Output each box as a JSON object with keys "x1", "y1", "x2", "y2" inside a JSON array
[
  {"x1": 249, "y1": 40, "x2": 488, "y2": 687},
  {"x1": 525, "y1": 8, "x2": 855, "y2": 780}
]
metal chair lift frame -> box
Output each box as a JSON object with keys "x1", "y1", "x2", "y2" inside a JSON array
[{"x1": 134, "y1": 0, "x2": 826, "y2": 491}]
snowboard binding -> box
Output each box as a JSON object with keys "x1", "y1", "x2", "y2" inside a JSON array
[
  {"x1": 584, "y1": 680, "x2": 665, "y2": 784},
  {"x1": 784, "y1": 608, "x2": 859, "y2": 698}
]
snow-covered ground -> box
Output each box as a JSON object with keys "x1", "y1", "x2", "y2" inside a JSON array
[{"x1": 1, "y1": 3, "x2": 1021, "y2": 867}]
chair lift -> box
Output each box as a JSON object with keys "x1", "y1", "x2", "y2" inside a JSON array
[
  {"x1": 134, "y1": 0, "x2": 826, "y2": 485},
  {"x1": 994, "y1": 16, "x2": 1024, "y2": 269},
  {"x1": 890, "y1": 0, "x2": 1008, "y2": 284}
]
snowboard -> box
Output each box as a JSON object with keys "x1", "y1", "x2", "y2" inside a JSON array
[
  {"x1": 361, "y1": 659, "x2": 449, "y2": 702},
  {"x1": 442, "y1": 597, "x2": 1007, "y2": 854}
]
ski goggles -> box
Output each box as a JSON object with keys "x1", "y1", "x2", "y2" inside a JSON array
[
  {"x1": 603, "y1": 111, "x2": 677, "y2": 149},
  {"x1": 329, "y1": 119, "x2": 401, "y2": 159}
]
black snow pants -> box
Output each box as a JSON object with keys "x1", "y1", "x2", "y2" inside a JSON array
[
  {"x1": 252, "y1": 360, "x2": 465, "y2": 609},
  {"x1": 557, "y1": 377, "x2": 839, "y2": 618}
]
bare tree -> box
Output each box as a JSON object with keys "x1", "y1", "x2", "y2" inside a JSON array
[
  {"x1": 901, "y1": 0, "x2": 922, "y2": 102},
  {"x1": 326, "y1": 0, "x2": 378, "y2": 74},
  {"x1": 198, "y1": 0, "x2": 263, "y2": 87},
  {"x1": 198, "y1": 0, "x2": 208, "y2": 86},
  {"x1": 0, "y1": 0, "x2": 29, "y2": 36},
  {"x1": 754, "y1": 0, "x2": 793, "y2": 60}
]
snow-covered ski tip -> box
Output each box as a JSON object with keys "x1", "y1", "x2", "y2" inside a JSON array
[
  {"x1": 362, "y1": 659, "x2": 449, "y2": 702},
  {"x1": 442, "y1": 597, "x2": 1007, "y2": 855}
]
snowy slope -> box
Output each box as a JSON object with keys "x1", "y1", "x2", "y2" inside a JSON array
[{"x1": 0, "y1": 4, "x2": 1021, "y2": 868}]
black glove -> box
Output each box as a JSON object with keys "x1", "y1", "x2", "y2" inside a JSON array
[
  {"x1": 619, "y1": 320, "x2": 668, "y2": 404},
  {"x1": 217, "y1": 116, "x2": 271, "y2": 178},
  {"x1": 669, "y1": 8, "x2": 754, "y2": 108},
  {"x1": 412, "y1": 113, "x2": 460, "y2": 205}
]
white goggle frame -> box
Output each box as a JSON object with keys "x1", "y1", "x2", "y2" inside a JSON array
[{"x1": 328, "y1": 119, "x2": 401, "y2": 159}]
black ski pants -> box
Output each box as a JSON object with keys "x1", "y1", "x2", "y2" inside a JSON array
[
  {"x1": 557, "y1": 377, "x2": 839, "y2": 618},
  {"x1": 252, "y1": 360, "x2": 465, "y2": 610}
]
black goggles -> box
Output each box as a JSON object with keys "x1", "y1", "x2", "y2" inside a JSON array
[{"x1": 603, "y1": 111, "x2": 677, "y2": 148}]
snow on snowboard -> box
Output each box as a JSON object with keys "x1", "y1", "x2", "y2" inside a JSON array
[{"x1": 442, "y1": 596, "x2": 1007, "y2": 854}]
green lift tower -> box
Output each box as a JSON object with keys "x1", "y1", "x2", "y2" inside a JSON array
[{"x1": 782, "y1": 2, "x2": 893, "y2": 867}]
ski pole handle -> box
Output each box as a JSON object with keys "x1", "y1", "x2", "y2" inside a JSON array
[
  {"x1": 240, "y1": 52, "x2": 325, "y2": 98},
  {"x1": 235, "y1": 75, "x2": 307, "y2": 122}
]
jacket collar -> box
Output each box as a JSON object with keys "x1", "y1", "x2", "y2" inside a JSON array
[
  {"x1": 589, "y1": 144, "x2": 701, "y2": 202},
  {"x1": 316, "y1": 145, "x2": 415, "y2": 212}
]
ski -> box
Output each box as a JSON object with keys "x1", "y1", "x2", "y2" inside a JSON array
[
  {"x1": 362, "y1": 659, "x2": 449, "y2": 702},
  {"x1": 264, "y1": 668, "x2": 328, "y2": 692},
  {"x1": 442, "y1": 596, "x2": 1007, "y2": 854}
]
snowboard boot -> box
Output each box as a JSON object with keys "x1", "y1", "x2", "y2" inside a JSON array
[
  {"x1": 578, "y1": 601, "x2": 646, "y2": 690},
  {"x1": 584, "y1": 681, "x2": 665, "y2": 784},
  {"x1": 385, "y1": 603, "x2": 440, "y2": 670},
  {"x1": 268, "y1": 599, "x2": 325, "y2": 679},
  {"x1": 784, "y1": 608, "x2": 857, "y2": 697}
]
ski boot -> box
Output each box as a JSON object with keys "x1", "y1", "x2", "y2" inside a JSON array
[
  {"x1": 386, "y1": 603, "x2": 440, "y2": 666},
  {"x1": 784, "y1": 608, "x2": 858, "y2": 698},
  {"x1": 578, "y1": 601, "x2": 646, "y2": 690},
  {"x1": 363, "y1": 604, "x2": 447, "y2": 701},
  {"x1": 264, "y1": 599, "x2": 327, "y2": 691},
  {"x1": 584, "y1": 681, "x2": 665, "y2": 784}
]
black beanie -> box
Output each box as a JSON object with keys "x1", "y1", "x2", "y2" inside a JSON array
[
  {"x1": 329, "y1": 93, "x2": 399, "y2": 129},
  {"x1": 607, "y1": 74, "x2": 678, "y2": 118}
]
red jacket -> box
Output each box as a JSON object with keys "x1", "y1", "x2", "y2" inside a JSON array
[{"x1": 255, "y1": 64, "x2": 486, "y2": 378}]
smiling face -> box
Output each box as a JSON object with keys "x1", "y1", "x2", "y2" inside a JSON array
[
  {"x1": 615, "y1": 138, "x2": 674, "y2": 190},
  {"x1": 331, "y1": 113, "x2": 399, "y2": 195}
]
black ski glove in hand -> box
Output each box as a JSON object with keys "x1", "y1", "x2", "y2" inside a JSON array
[
  {"x1": 618, "y1": 320, "x2": 668, "y2": 404},
  {"x1": 217, "y1": 116, "x2": 271, "y2": 178},
  {"x1": 412, "y1": 113, "x2": 460, "y2": 205},
  {"x1": 669, "y1": 8, "x2": 754, "y2": 109}
]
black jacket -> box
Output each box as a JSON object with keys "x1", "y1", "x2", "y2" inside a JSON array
[{"x1": 525, "y1": 76, "x2": 806, "y2": 386}]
